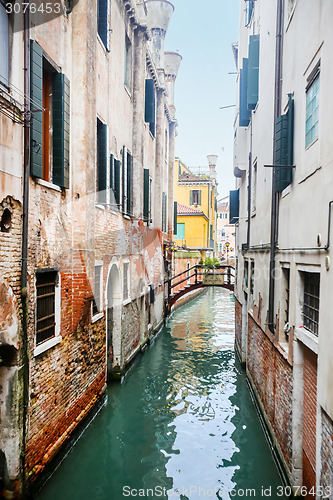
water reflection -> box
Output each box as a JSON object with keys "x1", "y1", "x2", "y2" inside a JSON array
[{"x1": 36, "y1": 289, "x2": 285, "y2": 500}]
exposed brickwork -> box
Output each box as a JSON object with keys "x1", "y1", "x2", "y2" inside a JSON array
[
  {"x1": 320, "y1": 409, "x2": 333, "y2": 497},
  {"x1": 302, "y1": 347, "x2": 317, "y2": 494},
  {"x1": 235, "y1": 296, "x2": 242, "y2": 357},
  {"x1": 247, "y1": 313, "x2": 293, "y2": 471},
  {"x1": 26, "y1": 370, "x2": 105, "y2": 481}
]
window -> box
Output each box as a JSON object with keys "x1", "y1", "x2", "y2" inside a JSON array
[
  {"x1": 36, "y1": 270, "x2": 59, "y2": 346},
  {"x1": 0, "y1": 2, "x2": 9, "y2": 86},
  {"x1": 123, "y1": 262, "x2": 129, "y2": 300},
  {"x1": 143, "y1": 169, "x2": 152, "y2": 223},
  {"x1": 281, "y1": 268, "x2": 290, "y2": 340},
  {"x1": 92, "y1": 263, "x2": 103, "y2": 318},
  {"x1": 245, "y1": 0, "x2": 254, "y2": 26},
  {"x1": 110, "y1": 154, "x2": 121, "y2": 208},
  {"x1": 97, "y1": 118, "x2": 108, "y2": 204},
  {"x1": 122, "y1": 146, "x2": 133, "y2": 215},
  {"x1": 30, "y1": 41, "x2": 70, "y2": 188},
  {"x1": 145, "y1": 79, "x2": 156, "y2": 137},
  {"x1": 305, "y1": 64, "x2": 320, "y2": 147},
  {"x1": 250, "y1": 261, "x2": 255, "y2": 296},
  {"x1": 175, "y1": 223, "x2": 185, "y2": 240},
  {"x1": 97, "y1": 0, "x2": 110, "y2": 51},
  {"x1": 124, "y1": 34, "x2": 132, "y2": 91},
  {"x1": 190, "y1": 190, "x2": 201, "y2": 206},
  {"x1": 221, "y1": 229, "x2": 225, "y2": 237},
  {"x1": 303, "y1": 272, "x2": 320, "y2": 336}
]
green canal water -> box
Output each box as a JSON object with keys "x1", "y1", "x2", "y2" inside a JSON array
[{"x1": 36, "y1": 288, "x2": 287, "y2": 500}]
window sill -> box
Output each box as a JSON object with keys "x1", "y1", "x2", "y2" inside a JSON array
[
  {"x1": 34, "y1": 178, "x2": 62, "y2": 192},
  {"x1": 92, "y1": 312, "x2": 104, "y2": 323},
  {"x1": 305, "y1": 136, "x2": 319, "y2": 151},
  {"x1": 294, "y1": 326, "x2": 318, "y2": 354},
  {"x1": 123, "y1": 298, "x2": 131, "y2": 306},
  {"x1": 124, "y1": 85, "x2": 132, "y2": 98},
  {"x1": 34, "y1": 335, "x2": 62, "y2": 357},
  {"x1": 97, "y1": 34, "x2": 110, "y2": 53},
  {"x1": 123, "y1": 214, "x2": 131, "y2": 220},
  {"x1": 95, "y1": 204, "x2": 106, "y2": 210}
]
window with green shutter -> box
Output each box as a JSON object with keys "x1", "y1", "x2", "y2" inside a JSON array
[
  {"x1": 114, "y1": 159, "x2": 121, "y2": 207},
  {"x1": 97, "y1": 0, "x2": 110, "y2": 51},
  {"x1": 229, "y1": 190, "x2": 240, "y2": 224},
  {"x1": 122, "y1": 147, "x2": 133, "y2": 215},
  {"x1": 53, "y1": 73, "x2": 70, "y2": 189},
  {"x1": 274, "y1": 95, "x2": 294, "y2": 192},
  {"x1": 30, "y1": 40, "x2": 70, "y2": 188},
  {"x1": 143, "y1": 168, "x2": 151, "y2": 222},
  {"x1": 97, "y1": 119, "x2": 108, "y2": 204},
  {"x1": 190, "y1": 190, "x2": 201, "y2": 206},
  {"x1": 145, "y1": 79, "x2": 156, "y2": 137},
  {"x1": 30, "y1": 40, "x2": 43, "y2": 179},
  {"x1": 247, "y1": 35, "x2": 260, "y2": 111},
  {"x1": 173, "y1": 201, "x2": 177, "y2": 235},
  {"x1": 239, "y1": 58, "x2": 251, "y2": 127}
]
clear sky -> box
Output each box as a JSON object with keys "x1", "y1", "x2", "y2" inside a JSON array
[{"x1": 164, "y1": 0, "x2": 239, "y2": 198}]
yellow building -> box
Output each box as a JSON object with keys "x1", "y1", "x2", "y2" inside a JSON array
[{"x1": 174, "y1": 158, "x2": 218, "y2": 255}]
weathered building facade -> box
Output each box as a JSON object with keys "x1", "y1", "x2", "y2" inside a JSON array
[
  {"x1": 0, "y1": 0, "x2": 180, "y2": 496},
  {"x1": 234, "y1": 0, "x2": 333, "y2": 495}
]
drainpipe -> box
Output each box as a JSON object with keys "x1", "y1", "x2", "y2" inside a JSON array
[
  {"x1": 21, "y1": 3, "x2": 30, "y2": 494},
  {"x1": 268, "y1": 0, "x2": 284, "y2": 333}
]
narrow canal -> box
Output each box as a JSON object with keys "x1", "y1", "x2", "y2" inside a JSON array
[{"x1": 36, "y1": 288, "x2": 287, "y2": 500}]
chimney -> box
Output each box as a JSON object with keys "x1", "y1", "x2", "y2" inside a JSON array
[
  {"x1": 146, "y1": 0, "x2": 174, "y2": 70},
  {"x1": 164, "y1": 51, "x2": 182, "y2": 118},
  {"x1": 207, "y1": 155, "x2": 218, "y2": 180}
]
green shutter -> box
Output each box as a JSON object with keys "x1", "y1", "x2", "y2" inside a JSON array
[
  {"x1": 247, "y1": 35, "x2": 260, "y2": 111},
  {"x1": 114, "y1": 159, "x2": 121, "y2": 207},
  {"x1": 145, "y1": 79, "x2": 155, "y2": 123},
  {"x1": 127, "y1": 152, "x2": 133, "y2": 215},
  {"x1": 53, "y1": 73, "x2": 70, "y2": 189},
  {"x1": 274, "y1": 96, "x2": 294, "y2": 192},
  {"x1": 190, "y1": 190, "x2": 193, "y2": 205},
  {"x1": 97, "y1": 120, "x2": 108, "y2": 203},
  {"x1": 198, "y1": 190, "x2": 201, "y2": 205},
  {"x1": 229, "y1": 190, "x2": 239, "y2": 224},
  {"x1": 173, "y1": 201, "x2": 177, "y2": 235},
  {"x1": 143, "y1": 168, "x2": 150, "y2": 221},
  {"x1": 122, "y1": 146, "x2": 127, "y2": 213},
  {"x1": 239, "y1": 58, "x2": 251, "y2": 127},
  {"x1": 30, "y1": 40, "x2": 43, "y2": 179}
]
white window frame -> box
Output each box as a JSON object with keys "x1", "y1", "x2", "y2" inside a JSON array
[
  {"x1": 305, "y1": 63, "x2": 320, "y2": 148},
  {"x1": 34, "y1": 271, "x2": 62, "y2": 357},
  {"x1": 92, "y1": 261, "x2": 104, "y2": 322}
]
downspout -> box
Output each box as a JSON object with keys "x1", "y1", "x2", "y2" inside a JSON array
[
  {"x1": 268, "y1": 0, "x2": 284, "y2": 333},
  {"x1": 21, "y1": 3, "x2": 30, "y2": 494}
]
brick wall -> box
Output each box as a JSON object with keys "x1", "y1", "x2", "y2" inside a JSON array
[
  {"x1": 302, "y1": 347, "x2": 317, "y2": 494},
  {"x1": 320, "y1": 409, "x2": 333, "y2": 497},
  {"x1": 247, "y1": 313, "x2": 293, "y2": 471}
]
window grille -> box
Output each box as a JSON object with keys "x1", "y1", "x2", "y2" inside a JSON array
[
  {"x1": 303, "y1": 272, "x2": 320, "y2": 336},
  {"x1": 36, "y1": 271, "x2": 57, "y2": 345}
]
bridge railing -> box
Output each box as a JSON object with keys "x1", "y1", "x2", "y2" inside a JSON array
[{"x1": 166, "y1": 264, "x2": 235, "y2": 302}]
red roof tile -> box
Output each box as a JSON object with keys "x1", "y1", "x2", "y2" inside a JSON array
[{"x1": 177, "y1": 203, "x2": 204, "y2": 215}]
